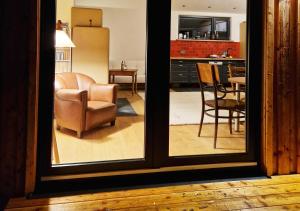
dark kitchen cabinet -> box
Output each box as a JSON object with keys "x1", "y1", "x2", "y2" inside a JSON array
[
  {"x1": 170, "y1": 59, "x2": 246, "y2": 84},
  {"x1": 179, "y1": 16, "x2": 231, "y2": 40}
]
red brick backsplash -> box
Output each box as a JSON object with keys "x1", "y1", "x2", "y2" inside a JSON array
[{"x1": 170, "y1": 40, "x2": 240, "y2": 58}]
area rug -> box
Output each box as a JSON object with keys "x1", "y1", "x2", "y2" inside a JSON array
[
  {"x1": 138, "y1": 92, "x2": 229, "y2": 125},
  {"x1": 116, "y1": 98, "x2": 138, "y2": 116}
]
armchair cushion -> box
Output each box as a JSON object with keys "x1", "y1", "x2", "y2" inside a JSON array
[
  {"x1": 86, "y1": 101, "x2": 117, "y2": 130},
  {"x1": 90, "y1": 84, "x2": 118, "y2": 103}
]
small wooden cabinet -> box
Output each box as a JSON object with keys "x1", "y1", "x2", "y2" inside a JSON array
[
  {"x1": 170, "y1": 58, "x2": 246, "y2": 84},
  {"x1": 71, "y1": 7, "x2": 103, "y2": 28}
]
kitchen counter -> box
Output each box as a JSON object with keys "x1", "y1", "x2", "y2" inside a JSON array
[
  {"x1": 176, "y1": 39, "x2": 235, "y2": 42},
  {"x1": 170, "y1": 57, "x2": 246, "y2": 84},
  {"x1": 171, "y1": 57, "x2": 246, "y2": 61}
]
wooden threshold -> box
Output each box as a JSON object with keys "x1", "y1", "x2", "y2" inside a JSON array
[{"x1": 42, "y1": 162, "x2": 257, "y2": 181}]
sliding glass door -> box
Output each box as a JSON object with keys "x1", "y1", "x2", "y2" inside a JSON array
[
  {"x1": 38, "y1": 0, "x2": 155, "y2": 177},
  {"x1": 37, "y1": 0, "x2": 262, "y2": 185},
  {"x1": 164, "y1": 0, "x2": 261, "y2": 166}
]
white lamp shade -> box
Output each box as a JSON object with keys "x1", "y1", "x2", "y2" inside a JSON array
[{"x1": 55, "y1": 30, "x2": 76, "y2": 48}]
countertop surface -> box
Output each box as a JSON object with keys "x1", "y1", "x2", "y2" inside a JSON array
[
  {"x1": 175, "y1": 39, "x2": 236, "y2": 42},
  {"x1": 171, "y1": 57, "x2": 246, "y2": 61}
]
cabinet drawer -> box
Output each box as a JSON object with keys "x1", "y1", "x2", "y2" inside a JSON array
[
  {"x1": 171, "y1": 71, "x2": 188, "y2": 83},
  {"x1": 171, "y1": 64, "x2": 186, "y2": 71},
  {"x1": 190, "y1": 74, "x2": 199, "y2": 83}
]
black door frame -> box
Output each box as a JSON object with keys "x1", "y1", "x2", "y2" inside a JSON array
[
  {"x1": 148, "y1": 0, "x2": 262, "y2": 167},
  {"x1": 36, "y1": 0, "x2": 263, "y2": 188}
]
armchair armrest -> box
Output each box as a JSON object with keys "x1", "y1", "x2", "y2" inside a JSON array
[
  {"x1": 56, "y1": 89, "x2": 88, "y2": 102},
  {"x1": 54, "y1": 89, "x2": 88, "y2": 132},
  {"x1": 90, "y1": 84, "x2": 118, "y2": 103}
]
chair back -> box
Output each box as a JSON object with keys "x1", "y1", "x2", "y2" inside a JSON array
[
  {"x1": 196, "y1": 63, "x2": 220, "y2": 84},
  {"x1": 196, "y1": 63, "x2": 220, "y2": 85},
  {"x1": 228, "y1": 64, "x2": 246, "y2": 78},
  {"x1": 55, "y1": 72, "x2": 96, "y2": 99},
  {"x1": 196, "y1": 63, "x2": 220, "y2": 103}
]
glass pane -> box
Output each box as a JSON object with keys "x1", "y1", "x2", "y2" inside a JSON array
[
  {"x1": 214, "y1": 17, "x2": 230, "y2": 40},
  {"x1": 170, "y1": 0, "x2": 247, "y2": 156},
  {"x1": 179, "y1": 16, "x2": 212, "y2": 39},
  {"x1": 52, "y1": 0, "x2": 146, "y2": 165}
]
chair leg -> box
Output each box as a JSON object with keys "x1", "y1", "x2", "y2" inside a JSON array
[
  {"x1": 232, "y1": 84, "x2": 236, "y2": 96},
  {"x1": 111, "y1": 120, "x2": 116, "y2": 126},
  {"x1": 229, "y1": 110, "x2": 233, "y2": 134},
  {"x1": 214, "y1": 109, "x2": 219, "y2": 149},
  {"x1": 77, "y1": 131, "x2": 82, "y2": 138},
  {"x1": 198, "y1": 106, "x2": 205, "y2": 137}
]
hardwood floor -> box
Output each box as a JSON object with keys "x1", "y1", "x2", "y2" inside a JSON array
[
  {"x1": 6, "y1": 175, "x2": 300, "y2": 210},
  {"x1": 53, "y1": 91, "x2": 245, "y2": 164}
]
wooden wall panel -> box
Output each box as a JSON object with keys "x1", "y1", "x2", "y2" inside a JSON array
[
  {"x1": 297, "y1": 1, "x2": 300, "y2": 173},
  {"x1": 0, "y1": 0, "x2": 38, "y2": 198},
  {"x1": 262, "y1": 0, "x2": 276, "y2": 176},
  {"x1": 263, "y1": 0, "x2": 300, "y2": 175},
  {"x1": 25, "y1": 0, "x2": 40, "y2": 194}
]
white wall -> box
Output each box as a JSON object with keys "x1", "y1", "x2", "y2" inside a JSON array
[
  {"x1": 171, "y1": 11, "x2": 246, "y2": 41},
  {"x1": 101, "y1": 8, "x2": 146, "y2": 62},
  {"x1": 75, "y1": 0, "x2": 145, "y2": 9},
  {"x1": 57, "y1": 0, "x2": 74, "y2": 24}
]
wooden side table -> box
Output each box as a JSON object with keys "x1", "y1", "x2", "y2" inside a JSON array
[{"x1": 109, "y1": 69, "x2": 138, "y2": 95}]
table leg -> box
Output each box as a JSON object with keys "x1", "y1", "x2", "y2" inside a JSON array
[
  {"x1": 234, "y1": 83, "x2": 240, "y2": 132},
  {"x1": 135, "y1": 74, "x2": 138, "y2": 93},
  {"x1": 132, "y1": 75, "x2": 134, "y2": 95}
]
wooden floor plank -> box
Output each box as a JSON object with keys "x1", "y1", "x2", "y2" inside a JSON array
[
  {"x1": 6, "y1": 175, "x2": 300, "y2": 211},
  {"x1": 7, "y1": 192, "x2": 300, "y2": 211},
  {"x1": 53, "y1": 91, "x2": 246, "y2": 164},
  {"x1": 241, "y1": 203, "x2": 300, "y2": 211},
  {"x1": 7, "y1": 175, "x2": 300, "y2": 209}
]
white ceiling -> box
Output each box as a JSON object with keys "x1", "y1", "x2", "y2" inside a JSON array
[
  {"x1": 172, "y1": 0, "x2": 246, "y2": 14},
  {"x1": 75, "y1": 0, "x2": 246, "y2": 14},
  {"x1": 75, "y1": 0, "x2": 146, "y2": 9}
]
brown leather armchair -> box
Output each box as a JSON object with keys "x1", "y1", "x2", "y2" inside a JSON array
[{"x1": 54, "y1": 72, "x2": 118, "y2": 138}]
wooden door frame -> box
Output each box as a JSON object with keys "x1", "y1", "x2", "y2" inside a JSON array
[
  {"x1": 24, "y1": 0, "x2": 299, "y2": 194},
  {"x1": 262, "y1": 0, "x2": 300, "y2": 175}
]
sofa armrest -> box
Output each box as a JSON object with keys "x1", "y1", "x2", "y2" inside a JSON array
[
  {"x1": 56, "y1": 89, "x2": 88, "y2": 102},
  {"x1": 90, "y1": 84, "x2": 118, "y2": 103}
]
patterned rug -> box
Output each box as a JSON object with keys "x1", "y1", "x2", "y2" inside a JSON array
[{"x1": 116, "y1": 98, "x2": 138, "y2": 116}]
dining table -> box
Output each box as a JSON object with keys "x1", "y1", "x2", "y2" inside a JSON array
[{"x1": 228, "y1": 77, "x2": 246, "y2": 132}]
